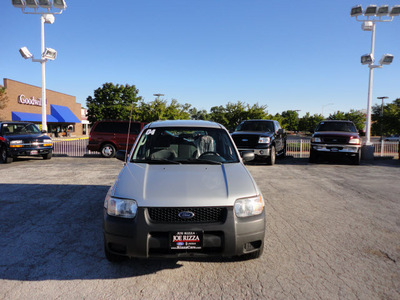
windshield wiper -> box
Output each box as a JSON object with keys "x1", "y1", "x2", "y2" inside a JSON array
[
  {"x1": 131, "y1": 158, "x2": 180, "y2": 164},
  {"x1": 178, "y1": 158, "x2": 222, "y2": 165}
]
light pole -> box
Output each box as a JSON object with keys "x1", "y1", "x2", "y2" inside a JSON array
[
  {"x1": 377, "y1": 96, "x2": 388, "y2": 142},
  {"x1": 351, "y1": 4, "x2": 398, "y2": 159},
  {"x1": 11, "y1": 0, "x2": 67, "y2": 133}
]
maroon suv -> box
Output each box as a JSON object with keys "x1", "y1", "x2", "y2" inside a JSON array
[
  {"x1": 310, "y1": 120, "x2": 361, "y2": 165},
  {"x1": 87, "y1": 120, "x2": 147, "y2": 158}
]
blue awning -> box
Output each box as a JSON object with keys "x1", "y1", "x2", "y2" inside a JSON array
[
  {"x1": 50, "y1": 104, "x2": 81, "y2": 123},
  {"x1": 12, "y1": 112, "x2": 59, "y2": 123}
]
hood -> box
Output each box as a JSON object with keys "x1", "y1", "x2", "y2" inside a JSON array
[
  {"x1": 231, "y1": 131, "x2": 273, "y2": 137},
  {"x1": 5, "y1": 133, "x2": 51, "y2": 141},
  {"x1": 313, "y1": 131, "x2": 359, "y2": 138},
  {"x1": 112, "y1": 163, "x2": 259, "y2": 207}
]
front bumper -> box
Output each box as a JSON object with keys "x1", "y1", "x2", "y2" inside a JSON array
[
  {"x1": 8, "y1": 146, "x2": 52, "y2": 157},
  {"x1": 311, "y1": 143, "x2": 360, "y2": 154},
  {"x1": 237, "y1": 147, "x2": 271, "y2": 158},
  {"x1": 103, "y1": 207, "x2": 266, "y2": 258}
]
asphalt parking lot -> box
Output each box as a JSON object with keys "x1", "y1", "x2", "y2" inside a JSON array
[{"x1": 1, "y1": 156, "x2": 399, "y2": 299}]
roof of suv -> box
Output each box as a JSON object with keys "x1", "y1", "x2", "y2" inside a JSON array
[
  {"x1": 147, "y1": 120, "x2": 224, "y2": 129},
  {"x1": 319, "y1": 120, "x2": 354, "y2": 123}
]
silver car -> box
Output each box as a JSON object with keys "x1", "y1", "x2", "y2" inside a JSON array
[{"x1": 103, "y1": 120, "x2": 265, "y2": 261}]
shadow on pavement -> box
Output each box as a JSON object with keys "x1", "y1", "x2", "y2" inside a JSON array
[{"x1": 0, "y1": 183, "x2": 182, "y2": 281}]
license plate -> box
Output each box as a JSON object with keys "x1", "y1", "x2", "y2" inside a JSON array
[
  {"x1": 170, "y1": 231, "x2": 203, "y2": 250},
  {"x1": 30, "y1": 150, "x2": 38, "y2": 155},
  {"x1": 330, "y1": 148, "x2": 338, "y2": 152}
]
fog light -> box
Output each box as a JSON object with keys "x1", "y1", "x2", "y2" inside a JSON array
[{"x1": 259, "y1": 150, "x2": 264, "y2": 154}]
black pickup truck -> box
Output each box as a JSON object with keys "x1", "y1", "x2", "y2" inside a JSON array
[{"x1": 231, "y1": 120, "x2": 287, "y2": 165}]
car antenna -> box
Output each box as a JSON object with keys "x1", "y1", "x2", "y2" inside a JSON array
[{"x1": 124, "y1": 102, "x2": 135, "y2": 163}]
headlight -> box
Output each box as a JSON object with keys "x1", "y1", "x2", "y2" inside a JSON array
[
  {"x1": 10, "y1": 140, "x2": 23, "y2": 148},
  {"x1": 234, "y1": 195, "x2": 264, "y2": 218},
  {"x1": 311, "y1": 137, "x2": 321, "y2": 143},
  {"x1": 43, "y1": 139, "x2": 53, "y2": 146},
  {"x1": 104, "y1": 195, "x2": 138, "y2": 218},
  {"x1": 349, "y1": 137, "x2": 360, "y2": 145},
  {"x1": 258, "y1": 137, "x2": 270, "y2": 144}
]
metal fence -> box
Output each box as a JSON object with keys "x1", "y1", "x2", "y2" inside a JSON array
[
  {"x1": 53, "y1": 137, "x2": 93, "y2": 157},
  {"x1": 52, "y1": 137, "x2": 399, "y2": 159},
  {"x1": 286, "y1": 139, "x2": 399, "y2": 159}
]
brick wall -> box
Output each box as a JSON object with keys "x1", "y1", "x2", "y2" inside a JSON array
[{"x1": 1, "y1": 78, "x2": 82, "y2": 134}]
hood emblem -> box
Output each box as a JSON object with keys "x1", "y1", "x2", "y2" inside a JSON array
[
  {"x1": 242, "y1": 139, "x2": 248, "y2": 142},
  {"x1": 178, "y1": 211, "x2": 195, "y2": 219}
]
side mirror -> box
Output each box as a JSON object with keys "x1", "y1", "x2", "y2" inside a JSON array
[
  {"x1": 241, "y1": 151, "x2": 255, "y2": 162},
  {"x1": 277, "y1": 128, "x2": 285, "y2": 135},
  {"x1": 116, "y1": 150, "x2": 128, "y2": 162},
  {"x1": 41, "y1": 130, "x2": 47, "y2": 133}
]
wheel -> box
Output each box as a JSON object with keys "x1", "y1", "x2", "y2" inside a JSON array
[
  {"x1": 309, "y1": 149, "x2": 318, "y2": 163},
  {"x1": 101, "y1": 144, "x2": 116, "y2": 158},
  {"x1": 0, "y1": 146, "x2": 13, "y2": 164},
  {"x1": 351, "y1": 151, "x2": 361, "y2": 165},
  {"x1": 266, "y1": 146, "x2": 275, "y2": 165},
  {"x1": 104, "y1": 241, "x2": 127, "y2": 262},
  {"x1": 42, "y1": 153, "x2": 52, "y2": 160},
  {"x1": 278, "y1": 143, "x2": 287, "y2": 159}
]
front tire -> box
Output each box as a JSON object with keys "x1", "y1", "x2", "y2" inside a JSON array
[
  {"x1": 351, "y1": 151, "x2": 361, "y2": 165},
  {"x1": 0, "y1": 146, "x2": 13, "y2": 163},
  {"x1": 42, "y1": 152, "x2": 52, "y2": 160},
  {"x1": 309, "y1": 149, "x2": 318, "y2": 163},
  {"x1": 266, "y1": 146, "x2": 276, "y2": 165},
  {"x1": 101, "y1": 144, "x2": 116, "y2": 158}
]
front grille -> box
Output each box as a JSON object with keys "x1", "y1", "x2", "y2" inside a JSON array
[
  {"x1": 147, "y1": 207, "x2": 227, "y2": 223},
  {"x1": 232, "y1": 135, "x2": 259, "y2": 147},
  {"x1": 322, "y1": 136, "x2": 348, "y2": 144}
]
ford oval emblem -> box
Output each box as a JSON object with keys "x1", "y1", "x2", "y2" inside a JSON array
[
  {"x1": 242, "y1": 139, "x2": 248, "y2": 142},
  {"x1": 178, "y1": 211, "x2": 195, "y2": 219}
]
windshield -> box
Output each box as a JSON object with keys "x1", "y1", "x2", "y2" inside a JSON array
[
  {"x1": 235, "y1": 121, "x2": 274, "y2": 132},
  {"x1": 131, "y1": 127, "x2": 239, "y2": 164},
  {"x1": 315, "y1": 121, "x2": 357, "y2": 133},
  {"x1": 1, "y1": 123, "x2": 41, "y2": 135}
]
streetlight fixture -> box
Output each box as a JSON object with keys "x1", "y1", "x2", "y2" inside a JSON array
[
  {"x1": 153, "y1": 93, "x2": 165, "y2": 100},
  {"x1": 350, "y1": 4, "x2": 397, "y2": 159},
  {"x1": 11, "y1": 0, "x2": 67, "y2": 132}
]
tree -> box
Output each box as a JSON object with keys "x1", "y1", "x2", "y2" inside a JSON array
[
  {"x1": 298, "y1": 112, "x2": 324, "y2": 133},
  {"x1": 134, "y1": 98, "x2": 191, "y2": 123},
  {"x1": 0, "y1": 87, "x2": 9, "y2": 120},
  {"x1": 281, "y1": 110, "x2": 300, "y2": 131},
  {"x1": 328, "y1": 110, "x2": 366, "y2": 131},
  {"x1": 371, "y1": 98, "x2": 400, "y2": 136},
  {"x1": 190, "y1": 108, "x2": 209, "y2": 120},
  {"x1": 86, "y1": 83, "x2": 142, "y2": 124},
  {"x1": 208, "y1": 101, "x2": 268, "y2": 130},
  {"x1": 208, "y1": 105, "x2": 229, "y2": 128}
]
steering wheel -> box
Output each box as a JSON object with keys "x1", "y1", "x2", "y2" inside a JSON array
[{"x1": 198, "y1": 151, "x2": 221, "y2": 159}]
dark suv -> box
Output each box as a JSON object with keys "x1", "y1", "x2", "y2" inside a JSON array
[
  {"x1": 0, "y1": 121, "x2": 53, "y2": 163},
  {"x1": 87, "y1": 120, "x2": 147, "y2": 158},
  {"x1": 310, "y1": 120, "x2": 361, "y2": 165},
  {"x1": 231, "y1": 120, "x2": 287, "y2": 165}
]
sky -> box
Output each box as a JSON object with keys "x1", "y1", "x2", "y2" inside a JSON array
[{"x1": 1, "y1": 0, "x2": 399, "y2": 117}]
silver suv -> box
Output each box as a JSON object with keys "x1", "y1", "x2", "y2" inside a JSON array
[{"x1": 103, "y1": 120, "x2": 265, "y2": 261}]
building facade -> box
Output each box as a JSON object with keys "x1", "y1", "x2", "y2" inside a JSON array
[{"x1": 0, "y1": 78, "x2": 82, "y2": 137}]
